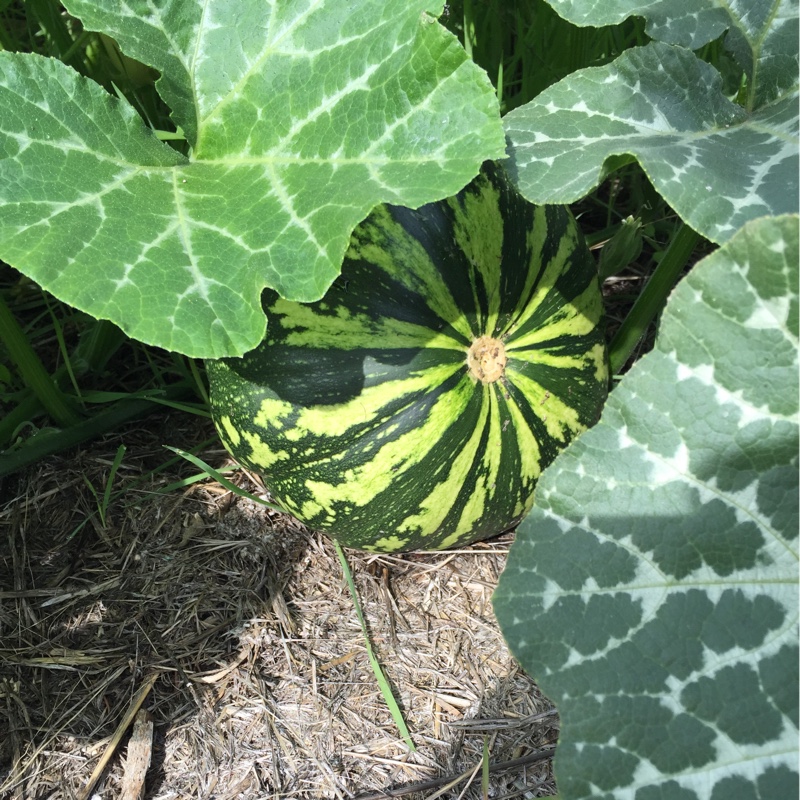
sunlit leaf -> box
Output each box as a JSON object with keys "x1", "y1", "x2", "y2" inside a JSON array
[
  {"x1": 0, "y1": 1, "x2": 504, "y2": 357},
  {"x1": 505, "y1": 0, "x2": 799, "y2": 243}
]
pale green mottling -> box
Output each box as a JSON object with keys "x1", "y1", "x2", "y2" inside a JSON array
[
  {"x1": 286, "y1": 362, "x2": 463, "y2": 440},
  {"x1": 506, "y1": 370, "x2": 583, "y2": 444},
  {"x1": 218, "y1": 415, "x2": 241, "y2": 448},
  {"x1": 254, "y1": 397, "x2": 294, "y2": 430},
  {"x1": 300, "y1": 498, "x2": 325, "y2": 519},
  {"x1": 242, "y1": 430, "x2": 289, "y2": 470},
  {"x1": 376, "y1": 422, "x2": 401, "y2": 440},
  {"x1": 365, "y1": 534, "x2": 410, "y2": 552},
  {"x1": 271, "y1": 296, "x2": 462, "y2": 352},
  {"x1": 278, "y1": 492, "x2": 303, "y2": 518},
  {"x1": 398, "y1": 384, "x2": 490, "y2": 538},
  {"x1": 506, "y1": 278, "x2": 603, "y2": 350},
  {"x1": 303, "y1": 373, "x2": 475, "y2": 512},
  {"x1": 589, "y1": 341, "x2": 609, "y2": 383},
  {"x1": 450, "y1": 180, "x2": 504, "y2": 335}
]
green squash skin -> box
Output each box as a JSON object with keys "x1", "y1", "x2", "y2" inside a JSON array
[{"x1": 206, "y1": 163, "x2": 608, "y2": 552}]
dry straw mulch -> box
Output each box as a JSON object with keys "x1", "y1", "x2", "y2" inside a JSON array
[{"x1": 0, "y1": 414, "x2": 557, "y2": 799}]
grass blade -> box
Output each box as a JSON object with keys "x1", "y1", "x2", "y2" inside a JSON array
[
  {"x1": 0, "y1": 291, "x2": 82, "y2": 428},
  {"x1": 165, "y1": 446, "x2": 284, "y2": 512},
  {"x1": 482, "y1": 736, "x2": 490, "y2": 799},
  {"x1": 0, "y1": 386, "x2": 191, "y2": 478},
  {"x1": 333, "y1": 542, "x2": 416, "y2": 752},
  {"x1": 100, "y1": 444, "x2": 127, "y2": 524}
]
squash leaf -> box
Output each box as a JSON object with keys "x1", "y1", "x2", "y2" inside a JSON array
[
  {"x1": 0, "y1": 1, "x2": 504, "y2": 358},
  {"x1": 544, "y1": 0, "x2": 797, "y2": 95},
  {"x1": 493, "y1": 214, "x2": 799, "y2": 799},
  {"x1": 504, "y1": 0, "x2": 799, "y2": 243}
]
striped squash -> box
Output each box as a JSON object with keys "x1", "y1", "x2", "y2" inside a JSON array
[{"x1": 207, "y1": 162, "x2": 608, "y2": 552}]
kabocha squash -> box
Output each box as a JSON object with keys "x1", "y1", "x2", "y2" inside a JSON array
[{"x1": 207, "y1": 162, "x2": 608, "y2": 552}]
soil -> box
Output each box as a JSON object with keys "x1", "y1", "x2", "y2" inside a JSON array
[{"x1": 0, "y1": 411, "x2": 557, "y2": 799}]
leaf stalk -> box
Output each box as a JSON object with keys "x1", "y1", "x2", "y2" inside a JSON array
[{"x1": 608, "y1": 222, "x2": 702, "y2": 374}]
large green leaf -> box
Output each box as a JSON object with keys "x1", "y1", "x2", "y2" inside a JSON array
[
  {"x1": 504, "y1": 0, "x2": 799, "y2": 244},
  {"x1": 545, "y1": 0, "x2": 797, "y2": 98},
  {"x1": 0, "y1": 1, "x2": 504, "y2": 358},
  {"x1": 494, "y1": 214, "x2": 799, "y2": 799},
  {"x1": 545, "y1": 0, "x2": 730, "y2": 49}
]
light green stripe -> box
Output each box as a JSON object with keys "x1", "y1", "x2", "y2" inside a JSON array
[
  {"x1": 303, "y1": 368, "x2": 473, "y2": 511},
  {"x1": 511, "y1": 348, "x2": 595, "y2": 373},
  {"x1": 349, "y1": 207, "x2": 473, "y2": 341},
  {"x1": 271, "y1": 296, "x2": 464, "y2": 352},
  {"x1": 484, "y1": 387, "x2": 504, "y2": 498},
  {"x1": 450, "y1": 179, "x2": 504, "y2": 334},
  {"x1": 505, "y1": 370, "x2": 583, "y2": 445},
  {"x1": 243, "y1": 363, "x2": 464, "y2": 471},
  {"x1": 437, "y1": 386, "x2": 505, "y2": 549},
  {"x1": 218, "y1": 414, "x2": 242, "y2": 447},
  {"x1": 506, "y1": 218, "x2": 581, "y2": 338},
  {"x1": 503, "y1": 388, "x2": 543, "y2": 486},
  {"x1": 400, "y1": 383, "x2": 492, "y2": 541},
  {"x1": 283, "y1": 361, "x2": 462, "y2": 441},
  {"x1": 501, "y1": 206, "x2": 550, "y2": 336},
  {"x1": 506, "y1": 279, "x2": 603, "y2": 351},
  {"x1": 505, "y1": 395, "x2": 540, "y2": 521},
  {"x1": 511, "y1": 341, "x2": 607, "y2": 386}
]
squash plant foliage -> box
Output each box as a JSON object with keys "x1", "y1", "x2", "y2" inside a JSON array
[
  {"x1": 0, "y1": 1, "x2": 797, "y2": 798},
  {"x1": 503, "y1": 0, "x2": 798, "y2": 244},
  {"x1": 494, "y1": 1, "x2": 799, "y2": 798},
  {"x1": 495, "y1": 215, "x2": 799, "y2": 799},
  {"x1": 0, "y1": 0, "x2": 505, "y2": 358}
]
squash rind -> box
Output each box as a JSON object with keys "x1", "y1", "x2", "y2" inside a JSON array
[{"x1": 206, "y1": 162, "x2": 608, "y2": 552}]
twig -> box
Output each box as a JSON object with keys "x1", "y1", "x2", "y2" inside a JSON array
[
  {"x1": 79, "y1": 672, "x2": 159, "y2": 800},
  {"x1": 119, "y1": 709, "x2": 154, "y2": 800},
  {"x1": 447, "y1": 708, "x2": 558, "y2": 730}
]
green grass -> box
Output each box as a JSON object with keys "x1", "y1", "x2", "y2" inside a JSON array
[
  {"x1": 443, "y1": 0, "x2": 649, "y2": 113},
  {"x1": 0, "y1": 264, "x2": 207, "y2": 476}
]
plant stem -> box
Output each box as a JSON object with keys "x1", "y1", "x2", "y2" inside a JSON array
[
  {"x1": 608, "y1": 223, "x2": 701, "y2": 375},
  {"x1": 0, "y1": 291, "x2": 83, "y2": 428},
  {"x1": 462, "y1": 0, "x2": 475, "y2": 59}
]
